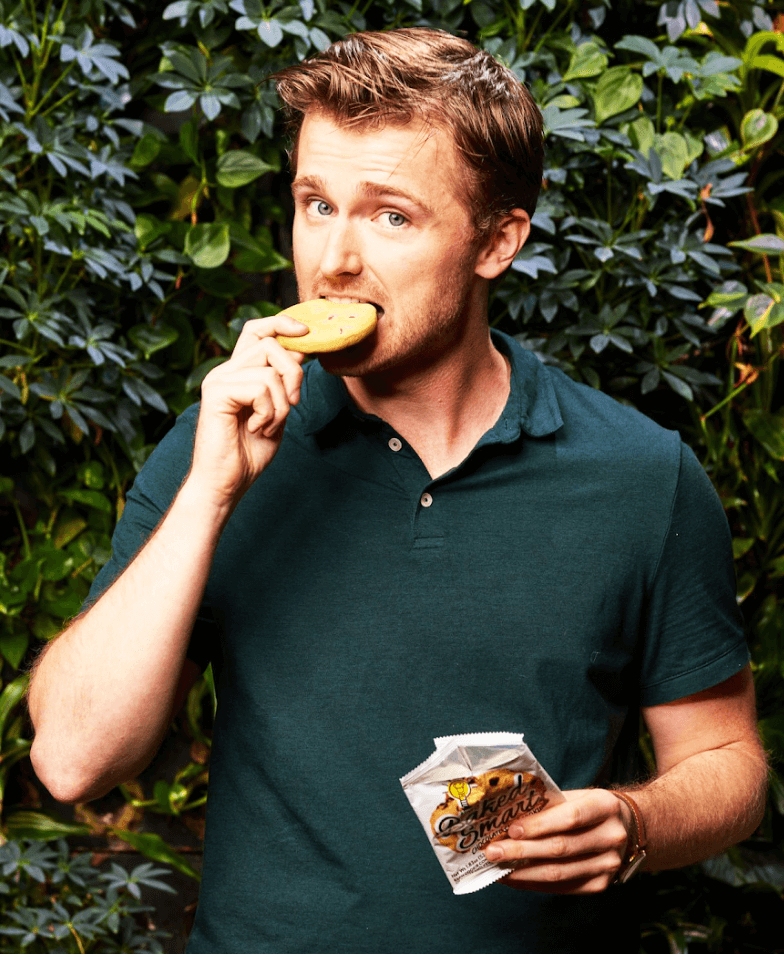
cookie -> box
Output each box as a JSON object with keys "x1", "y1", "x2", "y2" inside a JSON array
[
  {"x1": 430, "y1": 769, "x2": 547, "y2": 852},
  {"x1": 275, "y1": 299, "x2": 377, "y2": 353}
]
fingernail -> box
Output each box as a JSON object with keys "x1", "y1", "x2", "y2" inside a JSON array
[
  {"x1": 485, "y1": 846, "x2": 503, "y2": 861},
  {"x1": 508, "y1": 825, "x2": 524, "y2": 839}
]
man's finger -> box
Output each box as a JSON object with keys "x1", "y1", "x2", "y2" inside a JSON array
[
  {"x1": 245, "y1": 369, "x2": 292, "y2": 437},
  {"x1": 233, "y1": 315, "x2": 310, "y2": 355},
  {"x1": 499, "y1": 867, "x2": 614, "y2": 895},
  {"x1": 220, "y1": 335, "x2": 305, "y2": 403},
  {"x1": 486, "y1": 821, "x2": 625, "y2": 864},
  {"x1": 506, "y1": 789, "x2": 623, "y2": 839}
]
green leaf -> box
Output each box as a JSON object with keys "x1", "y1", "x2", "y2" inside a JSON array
[
  {"x1": 732, "y1": 537, "x2": 755, "y2": 560},
  {"x1": 59, "y1": 489, "x2": 113, "y2": 512},
  {"x1": 743, "y1": 410, "x2": 784, "y2": 460},
  {"x1": 165, "y1": 89, "x2": 197, "y2": 113},
  {"x1": 4, "y1": 810, "x2": 90, "y2": 840},
  {"x1": 662, "y1": 371, "x2": 693, "y2": 401},
  {"x1": 135, "y1": 213, "x2": 171, "y2": 250},
  {"x1": 216, "y1": 150, "x2": 276, "y2": 188},
  {"x1": 257, "y1": 20, "x2": 284, "y2": 47},
  {"x1": 704, "y1": 280, "x2": 748, "y2": 308},
  {"x1": 154, "y1": 779, "x2": 175, "y2": 813},
  {"x1": 185, "y1": 222, "x2": 230, "y2": 268},
  {"x1": 40, "y1": 548, "x2": 72, "y2": 581},
  {"x1": 180, "y1": 118, "x2": 200, "y2": 163},
  {"x1": 110, "y1": 828, "x2": 201, "y2": 880},
  {"x1": 130, "y1": 134, "x2": 162, "y2": 168},
  {"x1": 627, "y1": 116, "x2": 655, "y2": 155},
  {"x1": 654, "y1": 132, "x2": 690, "y2": 180},
  {"x1": 194, "y1": 267, "x2": 248, "y2": 298},
  {"x1": 0, "y1": 673, "x2": 28, "y2": 736},
  {"x1": 563, "y1": 42, "x2": 608, "y2": 81},
  {"x1": 53, "y1": 513, "x2": 88, "y2": 548},
  {"x1": 736, "y1": 572, "x2": 756, "y2": 603},
  {"x1": 230, "y1": 223, "x2": 290, "y2": 273},
  {"x1": 729, "y1": 234, "x2": 784, "y2": 254},
  {"x1": 592, "y1": 67, "x2": 642, "y2": 124},
  {"x1": 0, "y1": 373, "x2": 21, "y2": 400},
  {"x1": 78, "y1": 460, "x2": 105, "y2": 490},
  {"x1": 0, "y1": 629, "x2": 28, "y2": 668},
  {"x1": 744, "y1": 293, "x2": 775, "y2": 335},
  {"x1": 185, "y1": 357, "x2": 226, "y2": 391},
  {"x1": 701, "y1": 850, "x2": 784, "y2": 890},
  {"x1": 129, "y1": 323, "x2": 180, "y2": 359},
  {"x1": 750, "y1": 53, "x2": 784, "y2": 78},
  {"x1": 169, "y1": 49, "x2": 206, "y2": 85},
  {"x1": 740, "y1": 109, "x2": 778, "y2": 151}
]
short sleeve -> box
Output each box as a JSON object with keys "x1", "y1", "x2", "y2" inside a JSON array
[
  {"x1": 638, "y1": 442, "x2": 749, "y2": 706},
  {"x1": 84, "y1": 404, "x2": 215, "y2": 670}
]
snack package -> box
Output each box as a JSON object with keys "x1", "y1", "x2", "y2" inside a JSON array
[{"x1": 400, "y1": 732, "x2": 564, "y2": 894}]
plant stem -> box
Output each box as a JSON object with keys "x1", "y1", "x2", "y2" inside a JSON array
[
  {"x1": 745, "y1": 192, "x2": 773, "y2": 284},
  {"x1": 68, "y1": 925, "x2": 87, "y2": 954},
  {"x1": 11, "y1": 50, "x2": 32, "y2": 105},
  {"x1": 531, "y1": 0, "x2": 574, "y2": 52},
  {"x1": 11, "y1": 498, "x2": 31, "y2": 560},
  {"x1": 30, "y1": 64, "x2": 79, "y2": 120}
]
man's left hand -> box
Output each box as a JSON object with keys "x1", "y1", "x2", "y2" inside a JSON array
[{"x1": 484, "y1": 789, "x2": 631, "y2": 894}]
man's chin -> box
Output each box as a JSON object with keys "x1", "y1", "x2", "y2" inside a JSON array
[{"x1": 317, "y1": 338, "x2": 378, "y2": 377}]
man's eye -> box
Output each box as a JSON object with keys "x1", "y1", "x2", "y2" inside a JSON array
[
  {"x1": 313, "y1": 200, "x2": 332, "y2": 215},
  {"x1": 385, "y1": 212, "x2": 407, "y2": 227}
]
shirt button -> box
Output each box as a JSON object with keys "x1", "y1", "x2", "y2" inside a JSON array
[
  {"x1": 388, "y1": 437, "x2": 402, "y2": 452},
  {"x1": 420, "y1": 492, "x2": 433, "y2": 508}
]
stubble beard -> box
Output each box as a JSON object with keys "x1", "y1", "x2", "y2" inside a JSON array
[{"x1": 301, "y1": 269, "x2": 479, "y2": 381}]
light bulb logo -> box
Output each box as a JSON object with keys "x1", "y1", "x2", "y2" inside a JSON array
[{"x1": 448, "y1": 778, "x2": 471, "y2": 809}]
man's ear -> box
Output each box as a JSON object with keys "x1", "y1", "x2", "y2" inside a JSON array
[{"x1": 474, "y1": 210, "x2": 531, "y2": 280}]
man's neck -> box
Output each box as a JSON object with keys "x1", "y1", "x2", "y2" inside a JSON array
[{"x1": 343, "y1": 328, "x2": 511, "y2": 479}]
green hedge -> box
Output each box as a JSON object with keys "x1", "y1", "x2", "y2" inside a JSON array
[{"x1": 1, "y1": 0, "x2": 783, "y2": 948}]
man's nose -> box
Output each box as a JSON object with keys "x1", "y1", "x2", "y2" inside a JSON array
[{"x1": 319, "y1": 218, "x2": 362, "y2": 277}]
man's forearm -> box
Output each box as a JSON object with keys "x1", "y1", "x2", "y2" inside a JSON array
[
  {"x1": 629, "y1": 739, "x2": 768, "y2": 871},
  {"x1": 28, "y1": 477, "x2": 231, "y2": 804}
]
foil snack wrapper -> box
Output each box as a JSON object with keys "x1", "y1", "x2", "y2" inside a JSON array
[{"x1": 400, "y1": 732, "x2": 564, "y2": 894}]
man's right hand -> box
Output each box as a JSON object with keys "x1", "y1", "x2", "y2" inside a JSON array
[{"x1": 189, "y1": 314, "x2": 309, "y2": 508}]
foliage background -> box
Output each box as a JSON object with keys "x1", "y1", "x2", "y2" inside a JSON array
[{"x1": 1, "y1": 0, "x2": 783, "y2": 949}]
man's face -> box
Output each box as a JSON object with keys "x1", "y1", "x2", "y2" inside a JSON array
[{"x1": 291, "y1": 112, "x2": 490, "y2": 378}]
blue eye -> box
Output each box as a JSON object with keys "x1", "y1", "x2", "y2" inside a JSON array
[
  {"x1": 315, "y1": 200, "x2": 331, "y2": 215},
  {"x1": 386, "y1": 212, "x2": 407, "y2": 227}
]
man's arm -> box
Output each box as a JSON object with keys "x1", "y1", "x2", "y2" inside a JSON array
[
  {"x1": 484, "y1": 665, "x2": 767, "y2": 893},
  {"x1": 27, "y1": 315, "x2": 308, "y2": 804}
]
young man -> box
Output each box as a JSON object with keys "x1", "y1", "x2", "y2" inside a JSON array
[{"x1": 28, "y1": 28, "x2": 766, "y2": 953}]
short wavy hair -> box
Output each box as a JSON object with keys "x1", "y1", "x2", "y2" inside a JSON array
[{"x1": 274, "y1": 28, "x2": 544, "y2": 236}]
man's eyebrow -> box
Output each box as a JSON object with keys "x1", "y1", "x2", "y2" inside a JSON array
[
  {"x1": 291, "y1": 174, "x2": 327, "y2": 196},
  {"x1": 291, "y1": 175, "x2": 433, "y2": 216},
  {"x1": 357, "y1": 181, "x2": 434, "y2": 216}
]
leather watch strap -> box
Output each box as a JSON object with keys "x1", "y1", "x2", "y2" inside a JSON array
[
  {"x1": 614, "y1": 791, "x2": 647, "y2": 847},
  {"x1": 613, "y1": 791, "x2": 647, "y2": 883}
]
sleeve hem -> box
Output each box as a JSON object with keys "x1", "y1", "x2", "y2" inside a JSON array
[{"x1": 640, "y1": 637, "x2": 750, "y2": 707}]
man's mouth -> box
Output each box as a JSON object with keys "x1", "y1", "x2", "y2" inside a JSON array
[{"x1": 320, "y1": 295, "x2": 384, "y2": 318}]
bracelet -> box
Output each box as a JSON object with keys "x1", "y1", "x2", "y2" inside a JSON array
[{"x1": 612, "y1": 791, "x2": 647, "y2": 884}]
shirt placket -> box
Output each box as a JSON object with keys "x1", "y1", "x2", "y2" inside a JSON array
[{"x1": 374, "y1": 425, "x2": 446, "y2": 553}]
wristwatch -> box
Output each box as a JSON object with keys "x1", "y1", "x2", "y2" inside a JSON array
[{"x1": 613, "y1": 791, "x2": 647, "y2": 883}]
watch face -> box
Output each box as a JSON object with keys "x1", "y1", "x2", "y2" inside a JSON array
[{"x1": 619, "y1": 850, "x2": 647, "y2": 883}]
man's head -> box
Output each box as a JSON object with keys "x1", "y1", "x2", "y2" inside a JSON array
[{"x1": 274, "y1": 28, "x2": 544, "y2": 238}]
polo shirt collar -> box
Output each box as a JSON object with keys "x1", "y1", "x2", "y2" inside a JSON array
[
  {"x1": 299, "y1": 329, "x2": 563, "y2": 440},
  {"x1": 491, "y1": 329, "x2": 563, "y2": 440}
]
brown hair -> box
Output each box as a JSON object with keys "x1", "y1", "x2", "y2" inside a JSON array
[{"x1": 273, "y1": 28, "x2": 544, "y2": 235}]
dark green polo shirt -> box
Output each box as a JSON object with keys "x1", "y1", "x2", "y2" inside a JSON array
[{"x1": 90, "y1": 331, "x2": 747, "y2": 954}]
